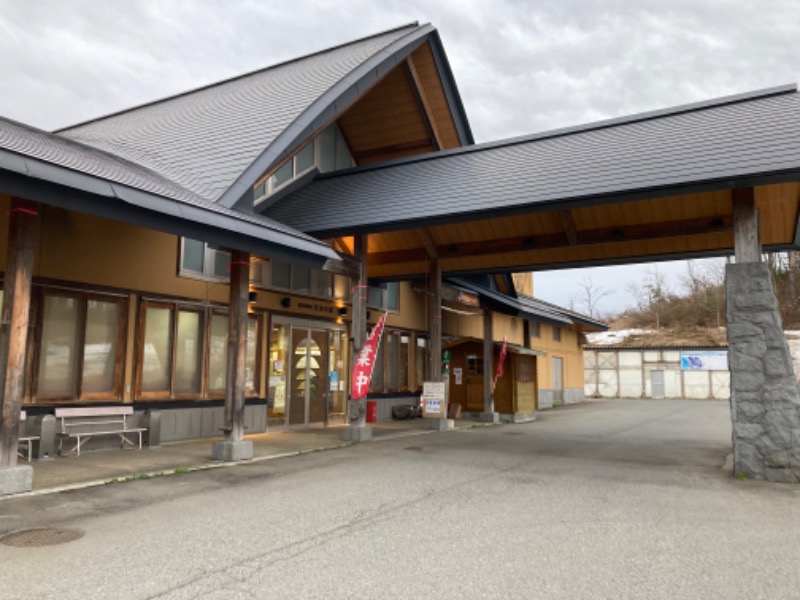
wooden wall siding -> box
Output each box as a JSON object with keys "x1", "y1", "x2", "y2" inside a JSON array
[
  {"x1": 758, "y1": 182, "x2": 800, "y2": 242},
  {"x1": 338, "y1": 65, "x2": 434, "y2": 165},
  {"x1": 362, "y1": 183, "x2": 800, "y2": 279},
  {"x1": 336, "y1": 42, "x2": 462, "y2": 167},
  {"x1": 409, "y1": 44, "x2": 461, "y2": 150}
]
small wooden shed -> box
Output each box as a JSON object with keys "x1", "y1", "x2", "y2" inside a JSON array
[{"x1": 443, "y1": 338, "x2": 544, "y2": 418}]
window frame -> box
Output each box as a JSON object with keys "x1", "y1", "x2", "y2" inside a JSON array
[
  {"x1": 250, "y1": 256, "x2": 348, "y2": 302},
  {"x1": 366, "y1": 282, "x2": 400, "y2": 313},
  {"x1": 253, "y1": 122, "x2": 355, "y2": 204},
  {"x1": 32, "y1": 288, "x2": 127, "y2": 403},
  {"x1": 136, "y1": 300, "x2": 261, "y2": 401},
  {"x1": 178, "y1": 238, "x2": 231, "y2": 282}
]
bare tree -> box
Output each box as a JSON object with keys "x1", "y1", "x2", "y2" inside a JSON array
[{"x1": 574, "y1": 275, "x2": 611, "y2": 319}]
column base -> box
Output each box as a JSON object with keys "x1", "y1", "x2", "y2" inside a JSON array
[
  {"x1": 0, "y1": 465, "x2": 33, "y2": 496},
  {"x1": 424, "y1": 418, "x2": 454, "y2": 431},
  {"x1": 341, "y1": 426, "x2": 372, "y2": 442},
  {"x1": 479, "y1": 412, "x2": 500, "y2": 423},
  {"x1": 508, "y1": 411, "x2": 537, "y2": 423},
  {"x1": 212, "y1": 440, "x2": 253, "y2": 462}
]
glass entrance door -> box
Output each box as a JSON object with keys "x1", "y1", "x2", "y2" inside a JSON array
[{"x1": 289, "y1": 328, "x2": 329, "y2": 426}]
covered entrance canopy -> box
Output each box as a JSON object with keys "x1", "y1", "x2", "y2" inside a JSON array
[
  {"x1": 264, "y1": 83, "x2": 800, "y2": 483},
  {"x1": 264, "y1": 85, "x2": 800, "y2": 278}
]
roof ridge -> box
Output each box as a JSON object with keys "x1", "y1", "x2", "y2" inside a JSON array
[
  {"x1": 55, "y1": 22, "x2": 421, "y2": 134},
  {"x1": 316, "y1": 83, "x2": 799, "y2": 180}
]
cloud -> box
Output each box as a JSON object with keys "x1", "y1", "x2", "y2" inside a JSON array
[{"x1": 1, "y1": 0, "x2": 797, "y2": 308}]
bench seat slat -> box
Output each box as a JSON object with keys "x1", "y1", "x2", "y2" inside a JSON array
[
  {"x1": 59, "y1": 428, "x2": 146, "y2": 437},
  {"x1": 55, "y1": 407, "x2": 133, "y2": 418}
]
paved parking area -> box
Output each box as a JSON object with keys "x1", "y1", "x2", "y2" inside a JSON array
[{"x1": 4, "y1": 399, "x2": 800, "y2": 600}]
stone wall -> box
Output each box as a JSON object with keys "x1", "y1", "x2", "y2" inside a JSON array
[{"x1": 727, "y1": 263, "x2": 800, "y2": 482}]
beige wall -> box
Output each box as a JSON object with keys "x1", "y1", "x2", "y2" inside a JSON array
[
  {"x1": 532, "y1": 323, "x2": 585, "y2": 389},
  {"x1": 1, "y1": 194, "x2": 587, "y2": 405}
]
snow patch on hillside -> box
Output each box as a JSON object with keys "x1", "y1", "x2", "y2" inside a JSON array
[{"x1": 585, "y1": 329, "x2": 655, "y2": 346}]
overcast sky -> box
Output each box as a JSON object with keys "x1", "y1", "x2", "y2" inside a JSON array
[{"x1": 2, "y1": 0, "x2": 799, "y2": 315}]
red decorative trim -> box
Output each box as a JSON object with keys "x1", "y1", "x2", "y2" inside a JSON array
[{"x1": 7, "y1": 207, "x2": 38, "y2": 216}]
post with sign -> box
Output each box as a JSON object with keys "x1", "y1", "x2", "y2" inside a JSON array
[{"x1": 423, "y1": 349, "x2": 454, "y2": 430}]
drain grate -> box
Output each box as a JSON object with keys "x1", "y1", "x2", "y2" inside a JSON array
[
  {"x1": 404, "y1": 446, "x2": 424, "y2": 452},
  {"x1": 1, "y1": 528, "x2": 84, "y2": 547}
]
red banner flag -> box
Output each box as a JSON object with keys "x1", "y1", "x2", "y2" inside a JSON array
[
  {"x1": 351, "y1": 314, "x2": 387, "y2": 400},
  {"x1": 496, "y1": 337, "x2": 508, "y2": 380}
]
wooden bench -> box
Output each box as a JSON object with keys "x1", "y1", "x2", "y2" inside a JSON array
[
  {"x1": 55, "y1": 406, "x2": 146, "y2": 457},
  {"x1": 17, "y1": 411, "x2": 39, "y2": 462}
]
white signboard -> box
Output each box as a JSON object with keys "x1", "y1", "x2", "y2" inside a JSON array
[
  {"x1": 680, "y1": 350, "x2": 728, "y2": 371},
  {"x1": 453, "y1": 368, "x2": 463, "y2": 385},
  {"x1": 422, "y1": 381, "x2": 446, "y2": 418}
]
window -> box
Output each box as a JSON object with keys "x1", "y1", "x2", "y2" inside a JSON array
[
  {"x1": 250, "y1": 257, "x2": 348, "y2": 301},
  {"x1": 180, "y1": 239, "x2": 230, "y2": 280},
  {"x1": 388, "y1": 332, "x2": 409, "y2": 392},
  {"x1": 367, "y1": 282, "x2": 399, "y2": 312},
  {"x1": 369, "y1": 333, "x2": 386, "y2": 393},
  {"x1": 367, "y1": 329, "x2": 412, "y2": 393},
  {"x1": 138, "y1": 301, "x2": 259, "y2": 399},
  {"x1": 531, "y1": 321, "x2": 540, "y2": 338},
  {"x1": 269, "y1": 259, "x2": 291, "y2": 290},
  {"x1": 467, "y1": 354, "x2": 484, "y2": 376},
  {"x1": 254, "y1": 122, "x2": 355, "y2": 203},
  {"x1": 35, "y1": 291, "x2": 126, "y2": 401},
  {"x1": 553, "y1": 326, "x2": 561, "y2": 342}
]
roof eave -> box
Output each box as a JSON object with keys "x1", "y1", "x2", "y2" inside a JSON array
[{"x1": 0, "y1": 150, "x2": 337, "y2": 265}]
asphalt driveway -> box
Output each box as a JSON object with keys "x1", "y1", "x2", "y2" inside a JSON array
[{"x1": 3, "y1": 399, "x2": 799, "y2": 600}]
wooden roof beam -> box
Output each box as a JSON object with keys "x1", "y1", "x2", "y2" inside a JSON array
[
  {"x1": 559, "y1": 209, "x2": 579, "y2": 246},
  {"x1": 405, "y1": 56, "x2": 444, "y2": 151},
  {"x1": 331, "y1": 237, "x2": 351, "y2": 255},
  {"x1": 369, "y1": 214, "x2": 733, "y2": 266},
  {"x1": 418, "y1": 228, "x2": 439, "y2": 259}
]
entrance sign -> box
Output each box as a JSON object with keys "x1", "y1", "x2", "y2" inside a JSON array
[
  {"x1": 350, "y1": 314, "x2": 387, "y2": 400},
  {"x1": 422, "y1": 381, "x2": 446, "y2": 417}
]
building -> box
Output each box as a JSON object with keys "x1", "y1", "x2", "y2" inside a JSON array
[
  {"x1": 0, "y1": 23, "x2": 602, "y2": 484},
  {"x1": 4, "y1": 20, "x2": 800, "y2": 485},
  {"x1": 584, "y1": 345, "x2": 730, "y2": 400}
]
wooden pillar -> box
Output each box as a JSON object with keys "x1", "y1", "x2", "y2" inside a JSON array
[
  {"x1": 482, "y1": 307, "x2": 494, "y2": 415},
  {"x1": 732, "y1": 188, "x2": 761, "y2": 263},
  {"x1": 0, "y1": 199, "x2": 40, "y2": 467},
  {"x1": 427, "y1": 257, "x2": 442, "y2": 383},
  {"x1": 350, "y1": 234, "x2": 368, "y2": 427},
  {"x1": 224, "y1": 250, "x2": 250, "y2": 442}
]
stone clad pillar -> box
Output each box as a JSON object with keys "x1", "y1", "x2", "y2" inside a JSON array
[
  {"x1": 727, "y1": 263, "x2": 800, "y2": 481},
  {"x1": 727, "y1": 187, "x2": 800, "y2": 482}
]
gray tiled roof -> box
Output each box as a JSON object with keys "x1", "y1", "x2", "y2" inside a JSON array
[
  {"x1": 516, "y1": 294, "x2": 607, "y2": 330},
  {"x1": 447, "y1": 278, "x2": 573, "y2": 327},
  {"x1": 0, "y1": 115, "x2": 336, "y2": 258},
  {"x1": 264, "y1": 85, "x2": 800, "y2": 236},
  {"x1": 57, "y1": 24, "x2": 425, "y2": 205}
]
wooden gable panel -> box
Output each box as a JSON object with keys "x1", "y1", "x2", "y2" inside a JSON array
[
  {"x1": 338, "y1": 64, "x2": 432, "y2": 165},
  {"x1": 410, "y1": 43, "x2": 461, "y2": 150}
]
